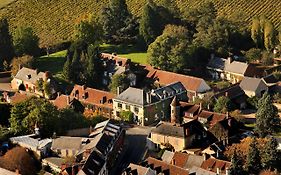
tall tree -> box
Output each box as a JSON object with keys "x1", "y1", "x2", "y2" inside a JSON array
[
  {"x1": 13, "y1": 26, "x2": 40, "y2": 56},
  {"x1": 147, "y1": 25, "x2": 191, "y2": 72},
  {"x1": 100, "y1": 0, "x2": 138, "y2": 43},
  {"x1": 263, "y1": 137, "x2": 278, "y2": 170},
  {"x1": 264, "y1": 20, "x2": 275, "y2": 51},
  {"x1": 251, "y1": 17, "x2": 261, "y2": 48},
  {"x1": 213, "y1": 96, "x2": 235, "y2": 113},
  {"x1": 74, "y1": 20, "x2": 102, "y2": 45},
  {"x1": 255, "y1": 93, "x2": 279, "y2": 137},
  {"x1": 63, "y1": 56, "x2": 73, "y2": 82},
  {"x1": 109, "y1": 74, "x2": 129, "y2": 94},
  {"x1": 229, "y1": 150, "x2": 245, "y2": 175},
  {"x1": 0, "y1": 18, "x2": 14, "y2": 69},
  {"x1": 246, "y1": 138, "x2": 262, "y2": 174}
]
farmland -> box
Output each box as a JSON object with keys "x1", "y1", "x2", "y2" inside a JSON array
[{"x1": 0, "y1": 0, "x2": 280, "y2": 47}]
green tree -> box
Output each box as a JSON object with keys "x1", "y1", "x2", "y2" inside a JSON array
[
  {"x1": 264, "y1": 20, "x2": 275, "y2": 51},
  {"x1": 262, "y1": 137, "x2": 278, "y2": 170},
  {"x1": 245, "y1": 48, "x2": 262, "y2": 62},
  {"x1": 109, "y1": 74, "x2": 129, "y2": 94},
  {"x1": 100, "y1": 0, "x2": 138, "y2": 43},
  {"x1": 13, "y1": 26, "x2": 40, "y2": 56},
  {"x1": 0, "y1": 18, "x2": 14, "y2": 69},
  {"x1": 251, "y1": 17, "x2": 262, "y2": 47},
  {"x1": 229, "y1": 150, "x2": 245, "y2": 175},
  {"x1": 43, "y1": 80, "x2": 52, "y2": 99},
  {"x1": 74, "y1": 20, "x2": 102, "y2": 45},
  {"x1": 213, "y1": 96, "x2": 234, "y2": 113},
  {"x1": 63, "y1": 56, "x2": 72, "y2": 81},
  {"x1": 246, "y1": 138, "x2": 262, "y2": 174},
  {"x1": 255, "y1": 93, "x2": 279, "y2": 137},
  {"x1": 147, "y1": 25, "x2": 190, "y2": 72},
  {"x1": 120, "y1": 110, "x2": 134, "y2": 123}
]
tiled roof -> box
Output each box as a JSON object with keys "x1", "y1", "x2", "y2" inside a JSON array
[
  {"x1": 184, "y1": 154, "x2": 205, "y2": 170},
  {"x1": 170, "y1": 152, "x2": 189, "y2": 168},
  {"x1": 213, "y1": 84, "x2": 245, "y2": 100},
  {"x1": 14, "y1": 67, "x2": 46, "y2": 84},
  {"x1": 152, "y1": 122, "x2": 185, "y2": 138},
  {"x1": 52, "y1": 94, "x2": 74, "y2": 109},
  {"x1": 209, "y1": 113, "x2": 226, "y2": 127},
  {"x1": 70, "y1": 85, "x2": 115, "y2": 109},
  {"x1": 200, "y1": 158, "x2": 231, "y2": 174},
  {"x1": 114, "y1": 87, "x2": 146, "y2": 106},
  {"x1": 9, "y1": 92, "x2": 32, "y2": 104},
  {"x1": 100, "y1": 53, "x2": 129, "y2": 67},
  {"x1": 52, "y1": 136, "x2": 90, "y2": 150},
  {"x1": 240, "y1": 77, "x2": 265, "y2": 92},
  {"x1": 224, "y1": 61, "x2": 249, "y2": 75},
  {"x1": 145, "y1": 65, "x2": 210, "y2": 93},
  {"x1": 146, "y1": 157, "x2": 189, "y2": 175},
  {"x1": 197, "y1": 110, "x2": 213, "y2": 119},
  {"x1": 189, "y1": 166, "x2": 216, "y2": 175},
  {"x1": 161, "y1": 150, "x2": 175, "y2": 163}
]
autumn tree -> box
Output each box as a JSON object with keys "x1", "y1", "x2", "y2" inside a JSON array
[
  {"x1": 13, "y1": 26, "x2": 40, "y2": 56},
  {"x1": 255, "y1": 93, "x2": 279, "y2": 137},
  {"x1": 264, "y1": 20, "x2": 275, "y2": 51},
  {"x1": 0, "y1": 18, "x2": 14, "y2": 69}
]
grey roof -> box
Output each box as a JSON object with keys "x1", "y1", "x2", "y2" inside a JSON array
[
  {"x1": 224, "y1": 61, "x2": 249, "y2": 75},
  {"x1": 43, "y1": 157, "x2": 65, "y2": 167},
  {"x1": 262, "y1": 74, "x2": 278, "y2": 85},
  {"x1": 239, "y1": 77, "x2": 264, "y2": 91},
  {"x1": 189, "y1": 166, "x2": 216, "y2": 175},
  {"x1": 52, "y1": 136, "x2": 91, "y2": 150},
  {"x1": 90, "y1": 119, "x2": 120, "y2": 137},
  {"x1": 10, "y1": 134, "x2": 52, "y2": 151},
  {"x1": 184, "y1": 154, "x2": 205, "y2": 170},
  {"x1": 14, "y1": 67, "x2": 45, "y2": 84},
  {"x1": 161, "y1": 150, "x2": 175, "y2": 163},
  {"x1": 207, "y1": 57, "x2": 226, "y2": 70},
  {"x1": 115, "y1": 87, "x2": 146, "y2": 106},
  {"x1": 152, "y1": 122, "x2": 184, "y2": 138}
]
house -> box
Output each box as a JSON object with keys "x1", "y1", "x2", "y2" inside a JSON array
[
  {"x1": 239, "y1": 77, "x2": 268, "y2": 97},
  {"x1": 70, "y1": 85, "x2": 115, "y2": 118},
  {"x1": 113, "y1": 82, "x2": 188, "y2": 126},
  {"x1": 147, "y1": 120, "x2": 208, "y2": 151},
  {"x1": 262, "y1": 74, "x2": 279, "y2": 93},
  {"x1": 224, "y1": 58, "x2": 257, "y2": 84},
  {"x1": 213, "y1": 84, "x2": 247, "y2": 109},
  {"x1": 122, "y1": 163, "x2": 156, "y2": 175},
  {"x1": 10, "y1": 134, "x2": 52, "y2": 158},
  {"x1": 52, "y1": 94, "x2": 84, "y2": 113},
  {"x1": 42, "y1": 157, "x2": 66, "y2": 173},
  {"x1": 11, "y1": 67, "x2": 56, "y2": 97},
  {"x1": 145, "y1": 65, "x2": 211, "y2": 101},
  {"x1": 207, "y1": 57, "x2": 226, "y2": 80}
]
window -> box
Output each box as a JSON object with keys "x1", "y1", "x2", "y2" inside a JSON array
[
  {"x1": 118, "y1": 103, "x2": 122, "y2": 108},
  {"x1": 126, "y1": 105, "x2": 130, "y2": 110},
  {"x1": 134, "y1": 107, "x2": 139, "y2": 113},
  {"x1": 66, "y1": 149, "x2": 69, "y2": 157}
]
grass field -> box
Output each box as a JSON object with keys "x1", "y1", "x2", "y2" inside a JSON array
[
  {"x1": 100, "y1": 44, "x2": 147, "y2": 64},
  {"x1": 35, "y1": 50, "x2": 67, "y2": 78}
]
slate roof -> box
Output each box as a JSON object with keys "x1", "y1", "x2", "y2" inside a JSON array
[
  {"x1": 151, "y1": 122, "x2": 185, "y2": 138},
  {"x1": 52, "y1": 136, "x2": 91, "y2": 150},
  {"x1": 14, "y1": 67, "x2": 46, "y2": 84},
  {"x1": 10, "y1": 134, "x2": 52, "y2": 151},
  {"x1": 89, "y1": 119, "x2": 120, "y2": 137},
  {"x1": 78, "y1": 150, "x2": 105, "y2": 175},
  {"x1": 207, "y1": 57, "x2": 226, "y2": 70},
  {"x1": 239, "y1": 77, "x2": 265, "y2": 92},
  {"x1": 262, "y1": 74, "x2": 278, "y2": 86},
  {"x1": 184, "y1": 154, "x2": 205, "y2": 170},
  {"x1": 213, "y1": 84, "x2": 245, "y2": 100},
  {"x1": 70, "y1": 85, "x2": 115, "y2": 109},
  {"x1": 161, "y1": 150, "x2": 175, "y2": 163},
  {"x1": 146, "y1": 157, "x2": 189, "y2": 175},
  {"x1": 145, "y1": 65, "x2": 210, "y2": 93},
  {"x1": 114, "y1": 87, "x2": 146, "y2": 106}
]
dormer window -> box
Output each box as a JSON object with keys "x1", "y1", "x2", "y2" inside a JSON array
[
  {"x1": 26, "y1": 74, "x2": 31, "y2": 79},
  {"x1": 83, "y1": 92, "x2": 89, "y2": 99}
]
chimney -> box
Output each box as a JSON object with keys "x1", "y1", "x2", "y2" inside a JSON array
[
  {"x1": 225, "y1": 167, "x2": 230, "y2": 175},
  {"x1": 82, "y1": 85, "x2": 86, "y2": 91},
  {"x1": 172, "y1": 159, "x2": 176, "y2": 165},
  {"x1": 146, "y1": 92, "x2": 151, "y2": 104},
  {"x1": 203, "y1": 153, "x2": 209, "y2": 161},
  {"x1": 57, "y1": 92, "x2": 61, "y2": 97},
  {"x1": 18, "y1": 64, "x2": 22, "y2": 70},
  {"x1": 35, "y1": 69, "x2": 38, "y2": 74},
  {"x1": 216, "y1": 168, "x2": 220, "y2": 175},
  {"x1": 199, "y1": 103, "x2": 202, "y2": 112},
  {"x1": 226, "y1": 112, "x2": 229, "y2": 119},
  {"x1": 15, "y1": 169, "x2": 19, "y2": 175},
  {"x1": 227, "y1": 57, "x2": 232, "y2": 64},
  {"x1": 225, "y1": 91, "x2": 228, "y2": 97},
  {"x1": 117, "y1": 86, "x2": 120, "y2": 95}
]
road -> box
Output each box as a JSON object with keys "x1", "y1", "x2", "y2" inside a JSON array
[{"x1": 111, "y1": 125, "x2": 152, "y2": 175}]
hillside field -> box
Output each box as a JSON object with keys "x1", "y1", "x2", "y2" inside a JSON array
[{"x1": 0, "y1": 0, "x2": 280, "y2": 47}]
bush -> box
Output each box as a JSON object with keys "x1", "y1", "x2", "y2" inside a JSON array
[
  {"x1": 120, "y1": 111, "x2": 134, "y2": 123},
  {"x1": 245, "y1": 48, "x2": 262, "y2": 62}
]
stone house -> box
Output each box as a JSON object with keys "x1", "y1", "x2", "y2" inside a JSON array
[
  {"x1": 239, "y1": 77, "x2": 268, "y2": 97},
  {"x1": 113, "y1": 82, "x2": 188, "y2": 126}
]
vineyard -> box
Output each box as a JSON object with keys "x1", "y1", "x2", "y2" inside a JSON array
[{"x1": 0, "y1": 0, "x2": 280, "y2": 47}]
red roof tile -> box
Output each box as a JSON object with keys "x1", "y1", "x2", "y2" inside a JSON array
[
  {"x1": 146, "y1": 157, "x2": 189, "y2": 175},
  {"x1": 53, "y1": 95, "x2": 74, "y2": 109},
  {"x1": 170, "y1": 152, "x2": 189, "y2": 168},
  {"x1": 10, "y1": 92, "x2": 32, "y2": 104},
  {"x1": 145, "y1": 65, "x2": 209, "y2": 92},
  {"x1": 201, "y1": 158, "x2": 231, "y2": 174},
  {"x1": 70, "y1": 85, "x2": 115, "y2": 109}
]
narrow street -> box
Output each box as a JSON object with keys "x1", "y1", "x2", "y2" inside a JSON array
[{"x1": 111, "y1": 126, "x2": 152, "y2": 175}]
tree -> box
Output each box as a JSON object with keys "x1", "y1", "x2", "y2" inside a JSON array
[
  {"x1": 120, "y1": 110, "x2": 134, "y2": 123},
  {"x1": 264, "y1": 20, "x2": 275, "y2": 51},
  {"x1": 63, "y1": 55, "x2": 73, "y2": 81},
  {"x1": 0, "y1": 147, "x2": 38, "y2": 175},
  {"x1": 213, "y1": 96, "x2": 234, "y2": 113},
  {"x1": 147, "y1": 25, "x2": 190, "y2": 72},
  {"x1": 261, "y1": 51, "x2": 274, "y2": 66},
  {"x1": 246, "y1": 138, "x2": 262, "y2": 174},
  {"x1": 262, "y1": 137, "x2": 278, "y2": 170},
  {"x1": 109, "y1": 74, "x2": 129, "y2": 94},
  {"x1": 0, "y1": 18, "x2": 14, "y2": 69},
  {"x1": 255, "y1": 93, "x2": 279, "y2": 137},
  {"x1": 229, "y1": 150, "x2": 245, "y2": 175},
  {"x1": 74, "y1": 20, "x2": 102, "y2": 45},
  {"x1": 245, "y1": 48, "x2": 262, "y2": 62},
  {"x1": 13, "y1": 26, "x2": 40, "y2": 56},
  {"x1": 100, "y1": 0, "x2": 138, "y2": 43},
  {"x1": 251, "y1": 17, "x2": 261, "y2": 47},
  {"x1": 10, "y1": 55, "x2": 34, "y2": 76}
]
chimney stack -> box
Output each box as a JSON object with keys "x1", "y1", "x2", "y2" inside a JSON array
[
  {"x1": 117, "y1": 86, "x2": 120, "y2": 95},
  {"x1": 216, "y1": 168, "x2": 220, "y2": 175},
  {"x1": 225, "y1": 91, "x2": 228, "y2": 97},
  {"x1": 146, "y1": 92, "x2": 151, "y2": 104}
]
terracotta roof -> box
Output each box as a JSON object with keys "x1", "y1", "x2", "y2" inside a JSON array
[
  {"x1": 10, "y1": 92, "x2": 32, "y2": 104},
  {"x1": 53, "y1": 95, "x2": 74, "y2": 109},
  {"x1": 170, "y1": 152, "x2": 189, "y2": 168},
  {"x1": 209, "y1": 113, "x2": 226, "y2": 127},
  {"x1": 145, "y1": 65, "x2": 210, "y2": 93},
  {"x1": 70, "y1": 85, "x2": 115, "y2": 109},
  {"x1": 146, "y1": 157, "x2": 189, "y2": 175},
  {"x1": 200, "y1": 158, "x2": 231, "y2": 174},
  {"x1": 197, "y1": 110, "x2": 214, "y2": 119}
]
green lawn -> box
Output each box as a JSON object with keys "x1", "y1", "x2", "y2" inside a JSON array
[
  {"x1": 100, "y1": 44, "x2": 148, "y2": 64},
  {"x1": 35, "y1": 50, "x2": 67, "y2": 78}
]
